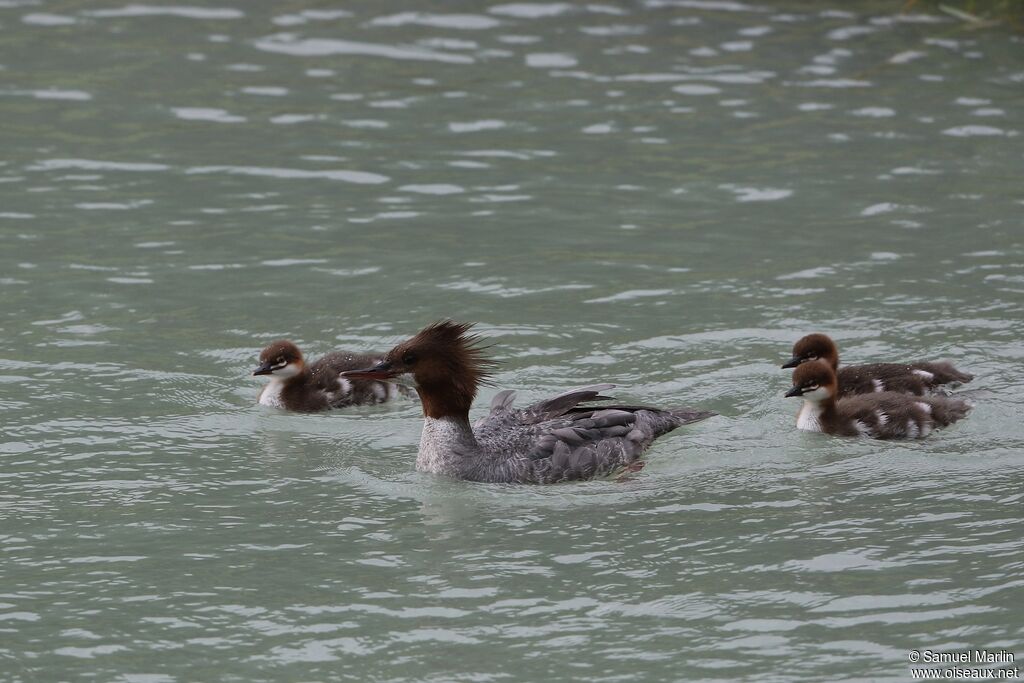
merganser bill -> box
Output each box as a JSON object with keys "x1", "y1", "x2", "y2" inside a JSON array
[
  {"x1": 782, "y1": 333, "x2": 972, "y2": 396},
  {"x1": 253, "y1": 339, "x2": 410, "y2": 412},
  {"x1": 785, "y1": 360, "x2": 970, "y2": 439},
  {"x1": 341, "y1": 321, "x2": 716, "y2": 484}
]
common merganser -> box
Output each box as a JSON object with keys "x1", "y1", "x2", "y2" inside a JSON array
[
  {"x1": 782, "y1": 333, "x2": 972, "y2": 396},
  {"x1": 785, "y1": 360, "x2": 970, "y2": 439},
  {"x1": 253, "y1": 339, "x2": 409, "y2": 412},
  {"x1": 341, "y1": 321, "x2": 716, "y2": 483}
]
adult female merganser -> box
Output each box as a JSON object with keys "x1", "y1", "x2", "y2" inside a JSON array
[
  {"x1": 782, "y1": 333, "x2": 972, "y2": 396},
  {"x1": 785, "y1": 360, "x2": 970, "y2": 439},
  {"x1": 341, "y1": 321, "x2": 716, "y2": 484},
  {"x1": 253, "y1": 340, "x2": 409, "y2": 412}
]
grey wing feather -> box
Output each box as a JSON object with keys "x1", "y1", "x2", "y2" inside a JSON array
[
  {"x1": 525, "y1": 410, "x2": 681, "y2": 483},
  {"x1": 489, "y1": 389, "x2": 517, "y2": 413},
  {"x1": 517, "y1": 383, "x2": 616, "y2": 424},
  {"x1": 473, "y1": 390, "x2": 517, "y2": 430},
  {"x1": 474, "y1": 384, "x2": 614, "y2": 434},
  {"x1": 469, "y1": 383, "x2": 715, "y2": 484}
]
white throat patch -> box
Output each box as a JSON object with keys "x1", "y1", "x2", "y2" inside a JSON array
[
  {"x1": 259, "y1": 379, "x2": 286, "y2": 408},
  {"x1": 796, "y1": 401, "x2": 824, "y2": 432}
]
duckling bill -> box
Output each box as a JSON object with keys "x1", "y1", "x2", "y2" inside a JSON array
[{"x1": 342, "y1": 320, "x2": 716, "y2": 484}]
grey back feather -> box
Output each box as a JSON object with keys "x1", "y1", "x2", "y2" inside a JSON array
[{"x1": 466, "y1": 384, "x2": 716, "y2": 483}]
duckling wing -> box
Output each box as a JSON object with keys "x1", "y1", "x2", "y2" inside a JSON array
[
  {"x1": 908, "y1": 361, "x2": 973, "y2": 386},
  {"x1": 313, "y1": 350, "x2": 387, "y2": 374},
  {"x1": 838, "y1": 361, "x2": 973, "y2": 397},
  {"x1": 472, "y1": 385, "x2": 715, "y2": 483},
  {"x1": 311, "y1": 351, "x2": 412, "y2": 406},
  {"x1": 835, "y1": 392, "x2": 970, "y2": 439}
]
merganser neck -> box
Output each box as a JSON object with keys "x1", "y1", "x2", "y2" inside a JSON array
[
  {"x1": 417, "y1": 415, "x2": 480, "y2": 476},
  {"x1": 416, "y1": 380, "x2": 477, "y2": 421}
]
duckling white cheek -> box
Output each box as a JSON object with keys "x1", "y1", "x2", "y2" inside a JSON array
[
  {"x1": 802, "y1": 386, "x2": 831, "y2": 402},
  {"x1": 272, "y1": 363, "x2": 301, "y2": 378}
]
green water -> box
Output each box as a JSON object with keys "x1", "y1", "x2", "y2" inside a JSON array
[{"x1": 2, "y1": 2, "x2": 1022, "y2": 681}]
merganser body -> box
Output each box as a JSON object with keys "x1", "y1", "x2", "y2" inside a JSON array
[
  {"x1": 342, "y1": 321, "x2": 716, "y2": 484},
  {"x1": 782, "y1": 333, "x2": 972, "y2": 397},
  {"x1": 253, "y1": 339, "x2": 409, "y2": 412},
  {"x1": 785, "y1": 360, "x2": 970, "y2": 439}
]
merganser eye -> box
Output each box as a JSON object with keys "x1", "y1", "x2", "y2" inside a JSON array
[{"x1": 402, "y1": 352, "x2": 416, "y2": 366}]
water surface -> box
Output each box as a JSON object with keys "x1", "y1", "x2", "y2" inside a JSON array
[{"x1": 2, "y1": 1, "x2": 1023, "y2": 681}]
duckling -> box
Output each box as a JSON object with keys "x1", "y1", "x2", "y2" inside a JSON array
[
  {"x1": 783, "y1": 333, "x2": 972, "y2": 396},
  {"x1": 253, "y1": 340, "x2": 409, "y2": 412},
  {"x1": 785, "y1": 360, "x2": 970, "y2": 439}
]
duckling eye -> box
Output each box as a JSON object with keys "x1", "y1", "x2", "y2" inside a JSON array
[
  {"x1": 806, "y1": 383, "x2": 819, "y2": 391},
  {"x1": 808, "y1": 355, "x2": 818, "y2": 361},
  {"x1": 402, "y1": 352, "x2": 416, "y2": 366},
  {"x1": 276, "y1": 356, "x2": 285, "y2": 365}
]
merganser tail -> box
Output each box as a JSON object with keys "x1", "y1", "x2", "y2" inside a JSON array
[{"x1": 670, "y1": 408, "x2": 718, "y2": 424}]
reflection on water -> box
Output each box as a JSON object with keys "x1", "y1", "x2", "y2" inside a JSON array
[{"x1": 1, "y1": 1, "x2": 1023, "y2": 681}]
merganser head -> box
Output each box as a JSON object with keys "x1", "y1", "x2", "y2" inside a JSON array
[
  {"x1": 785, "y1": 359, "x2": 837, "y2": 402},
  {"x1": 782, "y1": 333, "x2": 840, "y2": 371},
  {"x1": 342, "y1": 320, "x2": 495, "y2": 419},
  {"x1": 253, "y1": 340, "x2": 304, "y2": 379}
]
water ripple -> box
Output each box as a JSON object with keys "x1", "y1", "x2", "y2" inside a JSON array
[{"x1": 254, "y1": 34, "x2": 475, "y2": 64}]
